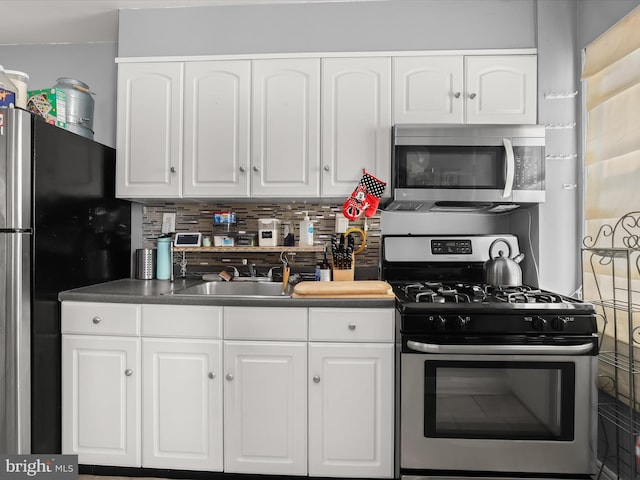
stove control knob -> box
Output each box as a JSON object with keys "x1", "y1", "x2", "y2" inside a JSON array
[
  {"x1": 532, "y1": 316, "x2": 548, "y2": 331},
  {"x1": 454, "y1": 315, "x2": 470, "y2": 331},
  {"x1": 552, "y1": 316, "x2": 568, "y2": 331},
  {"x1": 435, "y1": 315, "x2": 448, "y2": 331}
]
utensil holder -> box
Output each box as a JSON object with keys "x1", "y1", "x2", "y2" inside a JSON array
[
  {"x1": 332, "y1": 255, "x2": 355, "y2": 281},
  {"x1": 135, "y1": 248, "x2": 156, "y2": 280}
]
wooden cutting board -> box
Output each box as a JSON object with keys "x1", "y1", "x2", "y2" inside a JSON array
[{"x1": 292, "y1": 280, "x2": 394, "y2": 298}]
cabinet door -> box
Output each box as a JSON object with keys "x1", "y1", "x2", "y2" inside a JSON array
[
  {"x1": 465, "y1": 55, "x2": 537, "y2": 124},
  {"x1": 116, "y1": 62, "x2": 183, "y2": 198},
  {"x1": 183, "y1": 61, "x2": 251, "y2": 197},
  {"x1": 393, "y1": 56, "x2": 464, "y2": 124},
  {"x1": 322, "y1": 57, "x2": 391, "y2": 197},
  {"x1": 308, "y1": 343, "x2": 394, "y2": 478},
  {"x1": 251, "y1": 59, "x2": 320, "y2": 197},
  {"x1": 224, "y1": 341, "x2": 307, "y2": 475},
  {"x1": 61, "y1": 335, "x2": 141, "y2": 467},
  {"x1": 142, "y1": 338, "x2": 223, "y2": 471}
]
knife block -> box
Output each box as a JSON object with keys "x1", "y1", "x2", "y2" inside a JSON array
[{"x1": 332, "y1": 255, "x2": 355, "y2": 281}]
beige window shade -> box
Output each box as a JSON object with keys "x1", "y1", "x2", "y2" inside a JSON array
[
  {"x1": 582, "y1": 6, "x2": 640, "y2": 405},
  {"x1": 583, "y1": 5, "x2": 640, "y2": 244}
]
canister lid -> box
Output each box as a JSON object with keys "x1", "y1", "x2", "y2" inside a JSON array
[{"x1": 5, "y1": 70, "x2": 29, "y2": 80}]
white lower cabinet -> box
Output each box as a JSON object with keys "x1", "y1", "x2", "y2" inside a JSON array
[
  {"x1": 141, "y1": 338, "x2": 223, "y2": 470},
  {"x1": 61, "y1": 302, "x2": 223, "y2": 471},
  {"x1": 62, "y1": 334, "x2": 141, "y2": 467},
  {"x1": 62, "y1": 302, "x2": 394, "y2": 478},
  {"x1": 223, "y1": 307, "x2": 308, "y2": 475},
  {"x1": 308, "y1": 343, "x2": 394, "y2": 478},
  {"x1": 223, "y1": 341, "x2": 308, "y2": 475},
  {"x1": 308, "y1": 308, "x2": 395, "y2": 478}
]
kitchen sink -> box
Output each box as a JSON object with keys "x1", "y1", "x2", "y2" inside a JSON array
[{"x1": 169, "y1": 281, "x2": 292, "y2": 298}]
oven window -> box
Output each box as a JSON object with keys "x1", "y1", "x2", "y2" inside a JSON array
[{"x1": 424, "y1": 361, "x2": 575, "y2": 441}]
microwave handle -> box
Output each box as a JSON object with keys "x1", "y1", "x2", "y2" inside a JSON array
[{"x1": 502, "y1": 138, "x2": 515, "y2": 198}]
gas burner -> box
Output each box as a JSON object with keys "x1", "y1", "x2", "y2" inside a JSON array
[
  {"x1": 487, "y1": 286, "x2": 564, "y2": 304},
  {"x1": 393, "y1": 281, "x2": 570, "y2": 305}
]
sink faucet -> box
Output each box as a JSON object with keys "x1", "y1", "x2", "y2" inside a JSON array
[{"x1": 242, "y1": 259, "x2": 257, "y2": 277}]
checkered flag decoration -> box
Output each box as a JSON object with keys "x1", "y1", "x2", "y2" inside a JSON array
[{"x1": 342, "y1": 169, "x2": 387, "y2": 221}]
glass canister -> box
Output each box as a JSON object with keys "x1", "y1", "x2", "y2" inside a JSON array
[{"x1": 156, "y1": 237, "x2": 172, "y2": 280}]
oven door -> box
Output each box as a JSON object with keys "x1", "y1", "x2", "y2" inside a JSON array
[{"x1": 400, "y1": 337, "x2": 597, "y2": 476}]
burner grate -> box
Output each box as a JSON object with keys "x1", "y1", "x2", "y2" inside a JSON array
[{"x1": 394, "y1": 281, "x2": 566, "y2": 305}]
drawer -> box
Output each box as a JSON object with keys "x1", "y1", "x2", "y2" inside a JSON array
[
  {"x1": 61, "y1": 301, "x2": 140, "y2": 336},
  {"x1": 309, "y1": 308, "x2": 394, "y2": 342},
  {"x1": 224, "y1": 307, "x2": 307, "y2": 340},
  {"x1": 142, "y1": 304, "x2": 222, "y2": 338}
]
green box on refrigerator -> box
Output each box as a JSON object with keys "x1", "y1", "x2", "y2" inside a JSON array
[{"x1": 27, "y1": 87, "x2": 66, "y2": 128}]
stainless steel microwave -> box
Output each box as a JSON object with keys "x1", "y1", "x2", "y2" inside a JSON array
[{"x1": 387, "y1": 124, "x2": 546, "y2": 212}]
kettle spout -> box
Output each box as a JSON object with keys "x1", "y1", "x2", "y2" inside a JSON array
[{"x1": 513, "y1": 253, "x2": 525, "y2": 264}]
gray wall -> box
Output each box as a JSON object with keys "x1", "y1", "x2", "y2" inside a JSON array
[
  {"x1": 578, "y1": 0, "x2": 639, "y2": 48},
  {"x1": 0, "y1": 42, "x2": 118, "y2": 147},
  {"x1": 118, "y1": 0, "x2": 536, "y2": 57}
]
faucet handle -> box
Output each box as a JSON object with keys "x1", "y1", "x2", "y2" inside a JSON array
[{"x1": 230, "y1": 266, "x2": 240, "y2": 278}]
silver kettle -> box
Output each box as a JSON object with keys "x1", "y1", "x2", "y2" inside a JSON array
[{"x1": 483, "y1": 238, "x2": 525, "y2": 286}]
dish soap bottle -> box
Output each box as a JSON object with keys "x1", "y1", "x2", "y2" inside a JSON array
[{"x1": 299, "y1": 211, "x2": 314, "y2": 246}]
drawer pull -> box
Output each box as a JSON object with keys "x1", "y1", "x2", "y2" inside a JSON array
[
  {"x1": 208, "y1": 372, "x2": 216, "y2": 379},
  {"x1": 92, "y1": 316, "x2": 102, "y2": 324},
  {"x1": 226, "y1": 373, "x2": 234, "y2": 381},
  {"x1": 348, "y1": 323, "x2": 357, "y2": 330},
  {"x1": 124, "y1": 369, "x2": 133, "y2": 376},
  {"x1": 313, "y1": 375, "x2": 321, "y2": 383}
]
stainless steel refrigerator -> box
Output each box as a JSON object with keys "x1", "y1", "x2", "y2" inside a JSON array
[{"x1": 0, "y1": 107, "x2": 131, "y2": 454}]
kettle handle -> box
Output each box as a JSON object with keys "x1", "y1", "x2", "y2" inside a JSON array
[{"x1": 489, "y1": 238, "x2": 512, "y2": 260}]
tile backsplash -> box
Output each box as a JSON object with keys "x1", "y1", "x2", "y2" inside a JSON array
[{"x1": 142, "y1": 202, "x2": 381, "y2": 278}]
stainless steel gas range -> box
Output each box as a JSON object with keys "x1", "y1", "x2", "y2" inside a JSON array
[{"x1": 381, "y1": 234, "x2": 598, "y2": 480}]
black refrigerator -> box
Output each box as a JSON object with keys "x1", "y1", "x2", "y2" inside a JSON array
[{"x1": 0, "y1": 107, "x2": 131, "y2": 454}]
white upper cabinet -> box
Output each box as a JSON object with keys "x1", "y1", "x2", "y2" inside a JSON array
[
  {"x1": 321, "y1": 57, "x2": 392, "y2": 197},
  {"x1": 464, "y1": 55, "x2": 537, "y2": 124},
  {"x1": 116, "y1": 62, "x2": 183, "y2": 198},
  {"x1": 183, "y1": 61, "x2": 251, "y2": 198},
  {"x1": 393, "y1": 56, "x2": 464, "y2": 124},
  {"x1": 393, "y1": 54, "x2": 537, "y2": 124},
  {"x1": 251, "y1": 59, "x2": 321, "y2": 197}
]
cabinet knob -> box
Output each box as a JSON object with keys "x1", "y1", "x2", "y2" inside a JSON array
[
  {"x1": 348, "y1": 323, "x2": 357, "y2": 330},
  {"x1": 454, "y1": 92, "x2": 461, "y2": 98},
  {"x1": 313, "y1": 375, "x2": 321, "y2": 383},
  {"x1": 124, "y1": 369, "x2": 133, "y2": 377},
  {"x1": 469, "y1": 93, "x2": 477, "y2": 99},
  {"x1": 170, "y1": 166, "x2": 177, "y2": 173},
  {"x1": 208, "y1": 372, "x2": 216, "y2": 379},
  {"x1": 252, "y1": 166, "x2": 259, "y2": 173},
  {"x1": 323, "y1": 165, "x2": 330, "y2": 172},
  {"x1": 239, "y1": 166, "x2": 246, "y2": 173},
  {"x1": 92, "y1": 316, "x2": 101, "y2": 324},
  {"x1": 226, "y1": 373, "x2": 234, "y2": 381}
]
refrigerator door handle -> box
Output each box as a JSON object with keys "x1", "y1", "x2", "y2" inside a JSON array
[{"x1": 1, "y1": 231, "x2": 31, "y2": 454}]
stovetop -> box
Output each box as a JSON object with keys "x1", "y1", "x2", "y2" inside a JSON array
[{"x1": 380, "y1": 235, "x2": 596, "y2": 335}]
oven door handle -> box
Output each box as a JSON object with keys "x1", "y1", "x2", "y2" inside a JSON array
[
  {"x1": 406, "y1": 340, "x2": 594, "y2": 355},
  {"x1": 502, "y1": 137, "x2": 515, "y2": 198}
]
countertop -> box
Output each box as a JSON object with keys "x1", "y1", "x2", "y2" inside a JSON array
[{"x1": 58, "y1": 278, "x2": 396, "y2": 308}]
